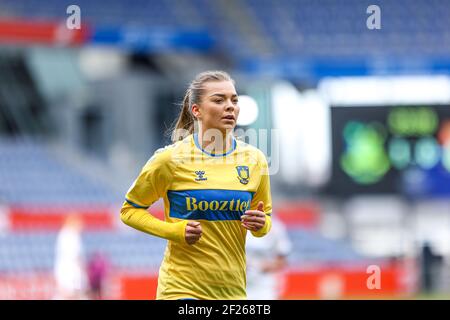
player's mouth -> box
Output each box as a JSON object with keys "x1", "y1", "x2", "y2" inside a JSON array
[{"x1": 222, "y1": 115, "x2": 235, "y2": 121}]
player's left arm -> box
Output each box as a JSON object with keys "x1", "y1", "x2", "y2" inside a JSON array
[
  {"x1": 241, "y1": 201, "x2": 272, "y2": 237},
  {"x1": 242, "y1": 151, "x2": 272, "y2": 237}
]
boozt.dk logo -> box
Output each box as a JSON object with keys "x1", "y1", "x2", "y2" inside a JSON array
[
  {"x1": 168, "y1": 190, "x2": 253, "y2": 221},
  {"x1": 194, "y1": 170, "x2": 207, "y2": 181},
  {"x1": 186, "y1": 197, "x2": 251, "y2": 212},
  {"x1": 236, "y1": 166, "x2": 250, "y2": 185}
]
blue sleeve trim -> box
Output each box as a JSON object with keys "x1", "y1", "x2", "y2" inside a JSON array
[{"x1": 125, "y1": 199, "x2": 149, "y2": 209}]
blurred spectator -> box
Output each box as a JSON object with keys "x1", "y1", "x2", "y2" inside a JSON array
[
  {"x1": 0, "y1": 205, "x2": 8, "y2": 234},
  {"x1": 87, "y1": 252, "x2": 109, "y2": 300},
  {"x1": 53, "y1": 214, "x2": 87, "y2": 299},
  {"x1": 420, "y1": 241, "x2": 443, "y2": 295},
  {"x1": 246, "y1": 216, "x2": 292, "y2": 300}
]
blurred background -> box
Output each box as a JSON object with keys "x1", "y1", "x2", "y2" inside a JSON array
[{"x1": 1, "y1": 0, "x2": 450, "y2": 300}]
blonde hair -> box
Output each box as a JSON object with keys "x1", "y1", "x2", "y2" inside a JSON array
[{"x1": 171, "y1": 70, "x2": 235, "y2": 142}]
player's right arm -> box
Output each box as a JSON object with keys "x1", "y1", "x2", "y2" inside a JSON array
[{"x1": 120, "y1": 147, "x2": 201, "y2": 244}]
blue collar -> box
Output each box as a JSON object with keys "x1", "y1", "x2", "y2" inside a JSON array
[{"x1": 193, "y1": 133, "x2": 237, "y2": 157}]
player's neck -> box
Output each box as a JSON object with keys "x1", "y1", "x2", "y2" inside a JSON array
[{"x1": 196, "y1": 128, "x2": 234, "y2": 154}]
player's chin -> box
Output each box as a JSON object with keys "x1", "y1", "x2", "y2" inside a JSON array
[
  {"x1": 219, "y1": 120, "x2": 236, "y2": 129},
  {"x1": 219, "y1": 125, "x2": 236, "y2": 132}
]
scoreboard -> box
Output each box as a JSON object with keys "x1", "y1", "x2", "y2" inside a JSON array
[{"x1": 327, "y1": 105, "x2": 450, "y2": 198}]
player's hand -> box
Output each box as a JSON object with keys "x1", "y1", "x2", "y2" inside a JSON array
[
  {"x1": 185, "y1": 221, "x2": 202, "y2": 245},
  {"x1": 241, "y1": 201, "x2": 266, "y2": 231}
]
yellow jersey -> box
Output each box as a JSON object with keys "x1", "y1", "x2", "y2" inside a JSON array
[{"x1": 121, "y1": 133, "x2": 272, "y2": 300}]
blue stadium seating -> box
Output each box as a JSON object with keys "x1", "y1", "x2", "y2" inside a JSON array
[
  {"x1": 1, "y1": 0, "x2": 448, "y2": 78},
  {"x1": 0, "y1": 0, "x2": 425, "y2": 273},
  {"x1": 287, "y1": 228, "x2": 370, "y2": 265},
  {"x1": 0, "y1": 231, "x2": 167, "y2": 273},
  {"x1": 0, "y1": 228, "x2": 371, "y2": 273},
  {"x1": 0, "y1": 138, "x2": 120, "y2": 205}
]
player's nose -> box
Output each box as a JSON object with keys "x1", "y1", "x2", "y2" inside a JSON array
[{"x1": 225, "y1": 100, "x2": 235, "y2": 111}]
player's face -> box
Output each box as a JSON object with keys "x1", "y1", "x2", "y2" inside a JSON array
[{"x1": 193, "y1": 81, "x2": 240, "y2": 134}]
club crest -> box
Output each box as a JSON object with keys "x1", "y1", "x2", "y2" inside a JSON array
[{"x1": 236, "y1": 166, "x2": 250, "y2": 185}]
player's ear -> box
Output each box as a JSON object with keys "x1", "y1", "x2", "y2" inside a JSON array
[{"x1": 192, "y1": 104, "x2": 201, "y2": 120}]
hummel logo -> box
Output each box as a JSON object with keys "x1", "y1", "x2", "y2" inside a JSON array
[{"x1": 194, "y1": 170, "x2": 207, "y2": 181}]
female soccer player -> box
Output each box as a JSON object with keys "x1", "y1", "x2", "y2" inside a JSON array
[{"x1": 120, "y1": 70, "x2": 272, "y2": 300}]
